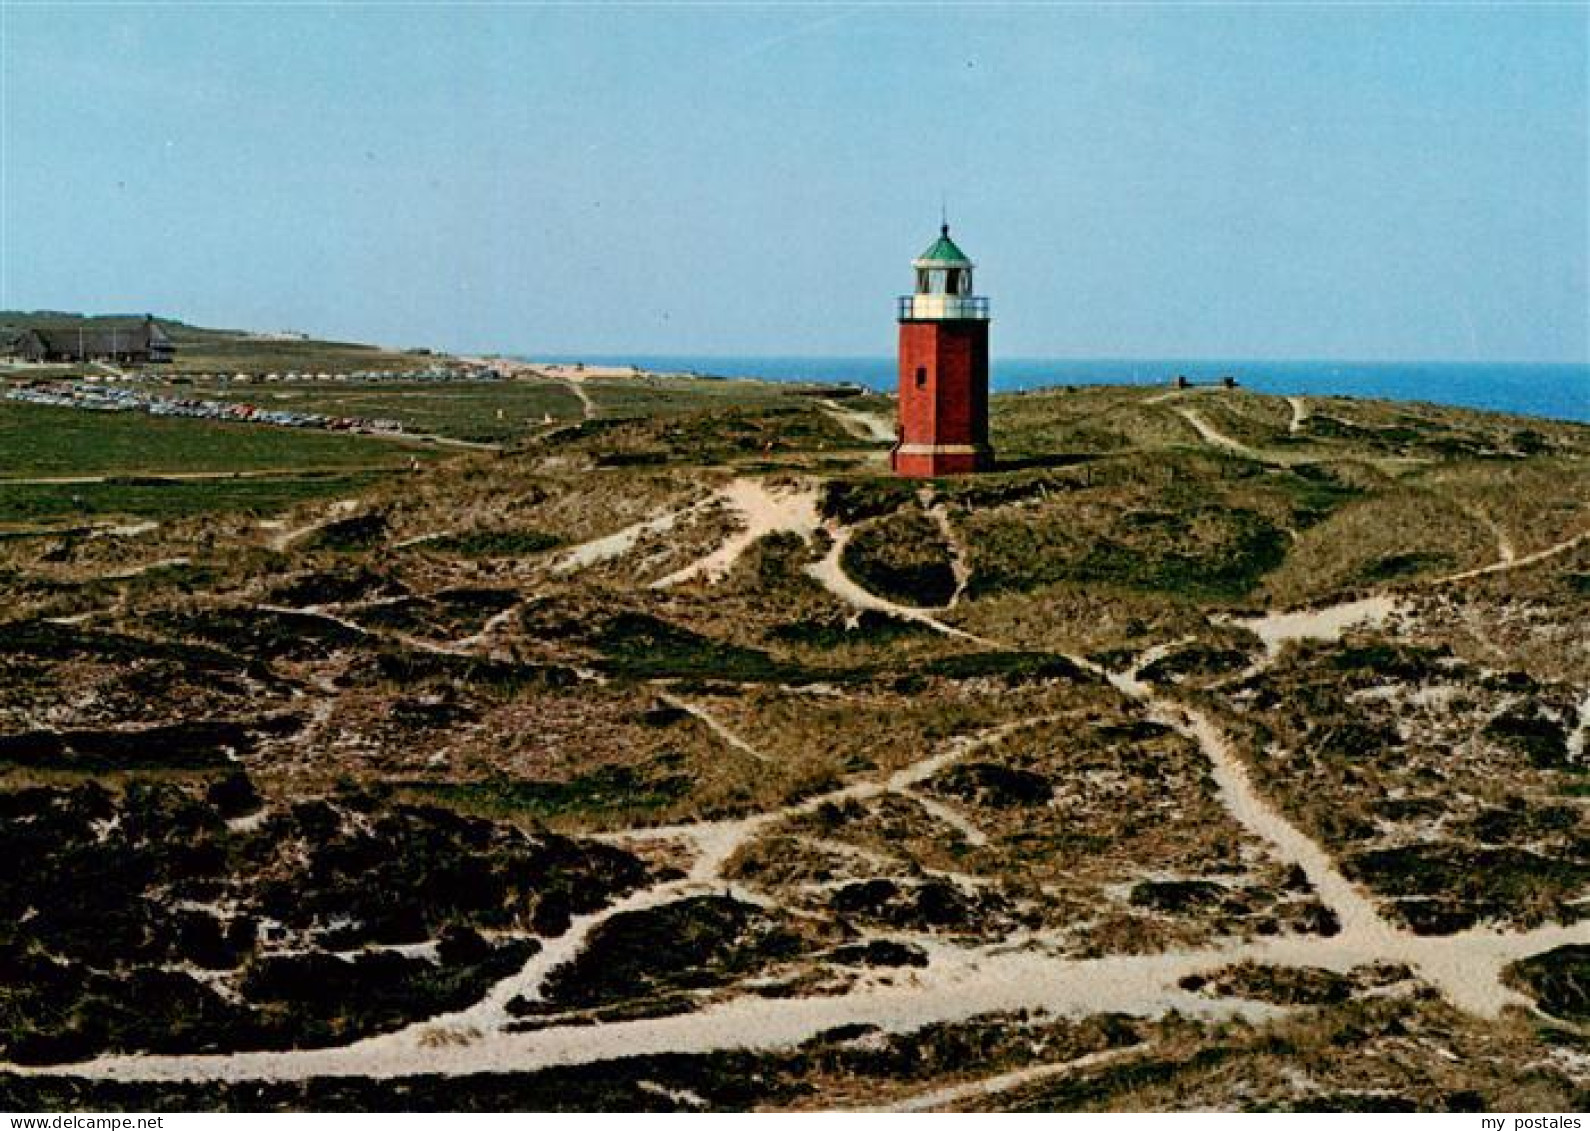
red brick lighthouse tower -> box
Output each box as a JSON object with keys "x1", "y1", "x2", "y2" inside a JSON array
[{"x1": 891, "y1": 224, "x2": 992, "y2": 476}]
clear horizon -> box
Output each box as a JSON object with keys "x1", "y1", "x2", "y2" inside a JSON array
[
  {"x1": 6, "y1": 4, "x2": 1588, "y2": 364},
  {"x1": 524, "y1": 351, "x2": 1590, "y2": 367}
]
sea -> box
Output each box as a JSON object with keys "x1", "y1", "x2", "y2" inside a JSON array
[{"x1": 531, "y1": 356, "x2": 1590, "y2": 425}]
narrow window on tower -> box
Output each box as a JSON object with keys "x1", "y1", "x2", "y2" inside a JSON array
[{"x1": 915, "y1": 366, "x2": 928, "y2": 389}]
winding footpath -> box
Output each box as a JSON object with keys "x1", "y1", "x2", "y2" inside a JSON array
[
  {"x1": 880, "y1": 1046, "x2": 1148, "y2": 1112},
  {"x1": 818, "y1": 398, "x2": 896, "y2": 445},
  {"x1": 806, "y1": 524, "x2": 995, "y2": 645},
  {"x1": 656, "y1": 692, "x2": 771, "y2": 765},
  {"x1": 11, "y1": 474, "x2": 1586, "y2": 1090},
  {"x1": 552, "y1": 496, "x2": 715, "y2": 574},
  {"x1": 1175, "y1": 407, "x2": 1260, "y2": 459},
  {"x1": 650, "y1": 479, "x2": 821, "y2": 588},
  {"x1": 262, "y1": 499, "x2": 363, "y2": 553},
  {"x1": 1434, "y1": 528, "x2": 1590, "y2": 585}
]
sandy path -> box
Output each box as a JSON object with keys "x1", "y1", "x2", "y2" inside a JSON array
[
  {"x1": 1105, "y1": 681, "x2": 1583, "y2": 1017},
  {"x1": 423, "y1": 878, "x2": 707, "y2": 1038},
  {"x1": 807, "y1": 525, "x2": 995, "y2": 645},
  {"x1": 658, "y1": 692, "x2": 771, "y2": 764},
  {"x1": 27, "y1": 944, "x2": 1278, "y2": 1085},
  {"x1": 1175, "y1": 407, "x2": 1260, "y2": 459},
  {"x1": 640, "y1": 476, "x2": 988, "y2": 643},
  {"x1": 596, "y1": 716, "x2": 1051, "y2": 881},
  {"x1": 647, "y1": 478, "x2": 983, "y2": 642},
  {"x1": 1117, "y1": 677, "x2": 1397, "y2": 949},
  {"x1": 452, "y1": 604, "x2": 522, "y2": 651},
  {"x1": 880, "y1": 1045, "x2": 1145, "y2": 1112},
  {"x1": 254, "y1": 601, "x2": 502, "y2": 662},
  {"x1": 1108, "y1": 658, "x2": 1399, "y2": 946},
  {"x1": 651, "y1": 479, "x2": 821, "y2": 588},
  {"x1": 576, "y1": 583, "x2": 1584, "y2": 1054},
  {"x1": 1110, "y1": 625, "x2": 1586, "y2": 1020},
  {"x1": 551, "y1": 498, "x2": 712, "y2": 574},
  {"x1": 254, "y1": 603, "x2": 374, "y2": 639},
  {"x1": 365, "y1": 431, "x2": 502, "y2": 453},
  {"x1": 99, "y1": 556, "x2": 192, "y2": 580},
  {"x1": 265, "y1": 499, "x2": 362, "y2": 552},
  {"x1": 96, "y1": 520, "x2": 160, "y2": 539},
  {"x1": 924, "y1": 497, "x2": 973, "y2": 607},
  {"x1": 900, "y1": 789, "x2": 989, "y2": 847},
  {"x1": 1568, "y1": 691, "x2": 1590, "y2": 766},
  {"x1": 1220, "y1": 596, "x2": 1403, "y2": 661},
  {"x1": 564, "y1": 475, "x2": 980, "y2": 646},
  {"x1": 13, "y1": 900, "x2": 1577, "y2": 1086},
  {"x1": 1286, "y1": 396, "x2": 1309, "y2": 435},
  {"x1": 560, "y1": 374, "x2": 597, "y2": 421},
  {"x1": 1433, "y1": 528, "x2": 1590, "y2": 585},
  {"x1": 12, "y1": 495, "x2": 1585, "y2": 1088},
  {"x1": 44, "y1": 610, "x2": 104, "y2": 626},
  {"x1": 7, "y1": 658, "x2": 1580, "y2": 1085},
  {"x1": 466, "y1": 356, "x2": 597, "y2": 422},
  {"x1": 818, "y1": 398, "x2": 895, "y2": 444},
  {"x1": 1459, "y1": 505, "x2": 1519, "y2": 568},
  {"x1": 392, "y1": 529, "x2": 453, "y2": 549},
  {"x1": 47, "y1": 720, "x2": 1054, "y2": 1085}
]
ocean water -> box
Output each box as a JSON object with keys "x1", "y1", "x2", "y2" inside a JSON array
[{"x1": 533, "y1": 355, "x2": 1590, "y2": 424}]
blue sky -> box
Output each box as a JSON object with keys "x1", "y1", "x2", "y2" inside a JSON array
[{"x1": 4, "y1": 3, "x2": 1586, "y2": 361}]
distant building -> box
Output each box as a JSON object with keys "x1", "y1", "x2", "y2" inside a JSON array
[{"x1": 12, "y1": 317, "x2": 174, "y2": 365}]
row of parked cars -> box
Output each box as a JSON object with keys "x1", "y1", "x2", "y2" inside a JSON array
[
  {"x1": 5, "y1": 381, "x2": 406, "y2": 435},
  {"x1": 81, "y1": 365, "x2": 502, "y2": 386}
]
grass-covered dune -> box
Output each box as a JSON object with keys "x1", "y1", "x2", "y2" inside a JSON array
[{"x1": 0, "y1": 372, "x2": 1585, "y2": 1110}]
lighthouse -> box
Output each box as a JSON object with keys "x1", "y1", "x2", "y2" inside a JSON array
[{"x1": 891, "y1": 224, "x2": 993, "y2": 477}]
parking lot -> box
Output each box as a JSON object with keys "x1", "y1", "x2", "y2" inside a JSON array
[{"x1": 4, "y1": 380, "x2": 407, "y2": 435}]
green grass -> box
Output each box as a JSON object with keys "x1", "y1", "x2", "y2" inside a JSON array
[
  {"x1": 963, "y1": 495, "x2": 1290, "y2": 603},
  {"x1": 161, "y1": 339, "x2": 424, "y2": 376},
  {"x1": 550, "y1": 403, "x2": 864, "y2": 466},
  {"x1": 578, "y1": 375, "x2": 819, "y2": 419},
  {"x1": 197, "y1": 380, "x2": 586, "y2": 443},
  {"x1": 399, "y1": 767, "x2": 692, "y2": 822},
  {"x1": 592, "y1": 612, "x2": 823, "y2": 684},
  {"x1": 126, "y1": 373, "x2": 818, "y2": 447},
  {"x1": 154, "y1": 321, "x2": 423, "y2": 375},
  {"x1": 415, "y1": 529, "x2": 564, "y2": 557},
  {"x1": 0, "y1": 473, "x2": 392, "y2": 524},
  {"x1": 0, "y1": 401, "x2": 435, "y2": 477},
  {"x1": 841, "y1": 509, "x2": 958, "y2": 607}
]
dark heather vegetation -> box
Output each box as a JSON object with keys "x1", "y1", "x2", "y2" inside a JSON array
[
  {"x1": 1224, "y1": 637, "x2": 1589, "y2": 934},
  {"x1": 1503, "y1": 946, "x2": 1590, "y2": 1023},
  {"x1": 509, "y1": 895, "x2": 817, "y2": 1021},
  {"x1": 1, "y1": 366, "x2": 1587, "y2": 1111},
  {"x1": 1177, "y1": 961, "x2": 1362, "y2": 1006},
  {"x1": 0, "y1": 779, "x2": 648, "y2": 1062},
  {"x1": 840, "y1": 508, "x2": 958, "y2": 607}
]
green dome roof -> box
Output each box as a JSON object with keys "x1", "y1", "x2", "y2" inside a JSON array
[{"x1": 915, "y1": 224, "x2": 972, "y2": 265}]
